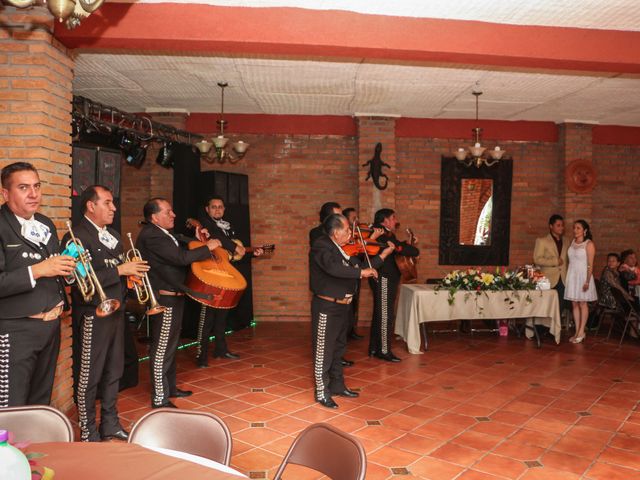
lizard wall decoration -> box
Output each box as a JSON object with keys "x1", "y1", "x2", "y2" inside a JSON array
[{"x1": 362, "y1": 142, "x2": 390, "y2": 190}]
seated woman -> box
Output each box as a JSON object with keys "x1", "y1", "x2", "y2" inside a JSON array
[
  {"x1": 619, "y1": 249, "x2": 640, "y2": 300},
  {"x1": 599, "y1": 253, "x2": 635, "y2": 310}
]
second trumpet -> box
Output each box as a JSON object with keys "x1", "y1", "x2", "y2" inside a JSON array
[{"x1": 125, "y1": 233, "x2": 166, "y2": 315}]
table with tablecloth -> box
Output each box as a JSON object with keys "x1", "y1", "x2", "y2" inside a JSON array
[
  {"x1": 26, "y1": 441, "x2": 247, "y2": 479},
  {"x1": 395, "y1": 284, "x2": 561, "y2": 353}
]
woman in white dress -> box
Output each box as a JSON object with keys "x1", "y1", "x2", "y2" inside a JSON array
[{"x1": 564, "y1": 220, "x2": 597, "y2": 343}]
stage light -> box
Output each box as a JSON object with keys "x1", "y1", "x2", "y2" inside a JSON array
[
  {"x1": 125, "y1": 143, "x2": 147, "y2": 168},
  {"x1": 156, "y1": 142, "x2": 175, "y2": 169}
]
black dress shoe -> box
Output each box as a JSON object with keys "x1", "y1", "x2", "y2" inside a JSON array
[
  {"x1": 334, "y1": 388, "x2": 359, "y2": 398},
  {"x1": 170, "y1": 389, "x2": 192, "y2": 398},
  {"x1": 341, "y1": 358, "x2": 354, "y2": 367},
  {"x1": 374, "y1": 352, "x2": 401, "y2": 363},
  {"x1": 388, "y1": 352, "x2": 402, "y2": 362},
  {"x1": 317, "y1": 398, "x2": 339, "y2": 409},
  {"x1": 369, "y1": 350, "x2": 378, "y2": 357},
  {"x1": 152, "y1": 400, "x2": 177, "y2": 409},
  {"x1": 349, "y1": 331, "x2": 364, "y2": 340},
  {"x1": 214, "y1": 351, "x2": 240, "y2": 360},
  {"x1": 102, "y1": 429, "x2": 129, "y2": 441},
  {"x1": 197, "y1": 360, "x2": 209, "y2": 369}
]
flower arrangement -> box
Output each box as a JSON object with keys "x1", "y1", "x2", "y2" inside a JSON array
[{"x1": 436, "y1": 267, "x2": 537, "y2": 312}]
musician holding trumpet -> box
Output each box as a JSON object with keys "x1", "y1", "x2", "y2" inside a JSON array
[
  {"x1": 0, "y1": 162, "x2": 75, "y2": 408},
  {"x1": 63, "y1": 185, "x2": 149, "y2": 442}
]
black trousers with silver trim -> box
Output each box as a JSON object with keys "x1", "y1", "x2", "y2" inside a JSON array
[
  {"x1": 197, "y1": 304, "x2": 230, "y2": 361},
  {"x1": 369, "y1": 274, "x2": 399, "y2": 355},
  {"x1": 347, "y1": 284, "x2": 360, "y2": 335},
  {"x1": 149, "y1": 295, "x2": 184, "y2": 406},
  {"x1": 72, "y1": 307, "x2": 124, "y2": 441},
  {"x1": 0, "y1": 317, "x2": 60, "y2": 408},
  {"x1": 311, "y1": 297, "x2": 349, "y2": 401}
]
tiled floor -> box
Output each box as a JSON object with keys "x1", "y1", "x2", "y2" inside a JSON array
[{"x1": 113, "y1": 322, "x2": 640, "y2": 479}]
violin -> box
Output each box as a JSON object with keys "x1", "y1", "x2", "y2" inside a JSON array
[{"x1": 343, "y1": 240, "x2": 386, "y2": 256}]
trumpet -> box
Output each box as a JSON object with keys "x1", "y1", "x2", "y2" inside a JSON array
[
  {"x1": 125, "y1": 233, "x2": 166, "y2": 316},
  {"x1": 63, "y1": 221, "x2": 121, "y2": 317}
]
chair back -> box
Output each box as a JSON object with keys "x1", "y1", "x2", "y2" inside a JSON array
[
  {"x1": 610, "y1": 288, "x2": 637, "y2": 317},
  {"x1": 128, "y1": 408, "x2": 232, "y2": 465},
  {"x1": 273, "y1": 423, "x2": 366, "y2": 480},
  {"x1": 0, "y1": 405, "x2": 74, "y2": 442}
]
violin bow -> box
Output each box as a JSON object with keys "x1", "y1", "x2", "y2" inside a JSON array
[{"x1": 353, "y1": 220, "x2": 378, "y2": 283}]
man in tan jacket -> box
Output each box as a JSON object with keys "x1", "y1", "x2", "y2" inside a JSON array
[{"x1": 533, "y1": 214, "x2": 569, "y2": 305}]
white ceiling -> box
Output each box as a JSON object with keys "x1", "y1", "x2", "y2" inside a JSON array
[
  {"x1": 109, "y1": 0, "x2": 640, "y2": 31},
  {"x1": 73, "y1": 54, "x2": 640, "y2": 126},
  {"x1": 71, "y1": 1, "x2": 640, "y2": 126}
]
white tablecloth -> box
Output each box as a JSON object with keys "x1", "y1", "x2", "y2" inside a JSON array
[
  {"x1": 395, "y1": 285, "x2": 561, "y2": 353},
  {"x1": 147, "y1": 446, "x2": 248, "y2": 477}
]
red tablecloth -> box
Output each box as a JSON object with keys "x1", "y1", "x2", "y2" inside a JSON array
[{"x1": 27, "y1": 442, "x2": 245, "y2": 479}]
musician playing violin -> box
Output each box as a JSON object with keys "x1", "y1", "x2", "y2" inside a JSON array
[
  {"x1": 309, "y1": 213, "x2": 395, "y2": 409},
  {"x1": 369, "y1": 208, "x2": 419, "y2": 362},
  {"x1": 136, "y1": 198, "x2": 221, "y2": 408},
  {"x1": 196, "y1": 196, "x2": 263, "y2": 364},
  {"x1": 342, "y1": 207, "x2": 384, "y2": 341}
]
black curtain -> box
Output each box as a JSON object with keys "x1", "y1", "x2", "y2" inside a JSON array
[{"x1": 171, "y1": 144, "x2": 201, "y2": 235}]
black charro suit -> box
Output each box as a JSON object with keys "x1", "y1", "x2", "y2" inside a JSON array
[
  {"x1": 309, "y1": 224, "x2": 324, "y2": 247},
  {"x1": 62, "y1": 217, "x2": 127, "y2": 441},
  {"x1": 195, "y1": 215, "x2": 243, "y2": 362},
  {"x1": 368, "y1": 225, "x2": 419, "y2": 357},
  {"x1": 0, "y1": 204, "x2": 67, "y2": 407},
  {"x1": 135, "y1": 222, "x2": 210, "y2": 407},
  {"x1": 309, "y1": 235, "x2": 382, "y2": 402}
]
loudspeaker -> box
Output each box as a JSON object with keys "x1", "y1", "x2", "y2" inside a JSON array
[{"x1": 71, "y1": 144, "x2": 122, "y2": 231}]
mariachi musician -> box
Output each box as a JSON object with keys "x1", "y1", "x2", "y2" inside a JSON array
[
  {"x1": 0, "y1": 162, "x2": 76, "y2": 408},
  {"x1": 369, "y1": 208, "x2": 419, "y2": 362},
  {"x1": 195, "y1": 196, "x2": 263, "y2": 365},
  {"x1": 309, "y1": 202, "x2": 342, "y2": 246},
  {"x1": 309, "y1": 213, "x2": 394, "y2": 408},
  {"x1": 136, "y1": 197, "x2": 221, "y2": 408},
  {"x1": 64, "y1": 185, "x2": 148, "y2": 442}
]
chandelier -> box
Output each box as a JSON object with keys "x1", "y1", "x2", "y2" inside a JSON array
[
  {"x1": 4, "y1": 0, "x2": 105, "y2": 29},
  {"x1": 195, "y1": 82, "x2": 249, "y2": 164},
  {"x1": 454, "y1": 89, "x2": 506, "y2": 168}
]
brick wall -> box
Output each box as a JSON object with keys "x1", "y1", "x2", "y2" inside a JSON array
[
  {"x1": 593, "y1": 143, "x2": 640, "y2": 272},
  {"x1": 0, "y1": 6, "x2": 74, "y2": 413}
]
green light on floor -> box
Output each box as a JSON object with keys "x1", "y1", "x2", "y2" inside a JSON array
[{"x1": 138, "y1": 320, "x2": 257, "y2": 362}]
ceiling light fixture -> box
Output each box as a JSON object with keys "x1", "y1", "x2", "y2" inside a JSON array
[
  {"x1": 454, "y1": 88, "x2": 506, "y2": 168},
  {"x1": 195, "y1": 82, "x2": 249, "y2": 164},
  {"x1": 4, "y1": 0, "x2": 106, "y2": 29}
]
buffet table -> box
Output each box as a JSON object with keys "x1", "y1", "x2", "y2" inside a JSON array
[
  {"x1": 395, "y1": 285, "x2": 561, "y2": 353},
  {"x1": 26, "y1": 442, "x2": 247, "y2": 479}
]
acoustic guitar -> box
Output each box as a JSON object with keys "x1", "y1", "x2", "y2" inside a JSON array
[
  {"x1": 229, "y1": 239, "x2": 275, "y2": 262},
  {"x1": 395, "y1": 228, "x2": 418, "y2": 283},
  {"x1": 184, "y1": 218, "x2": 247, "y2": 309}
]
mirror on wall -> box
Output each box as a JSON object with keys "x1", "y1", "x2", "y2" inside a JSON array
[
  {"x1": 439, "y1": 157, "x2": 512, "y2": 266},
  {"x1": 459, "y1": 179, "x2": 493, "y2": 246}
]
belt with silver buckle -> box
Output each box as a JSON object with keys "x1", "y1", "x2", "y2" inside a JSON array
[
  {"x1": 316, "y1": 295, "x2": 352, "y2": 305},
  {"x1": 29, "y1": 305, "x2": 63, "y2": 321}
]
